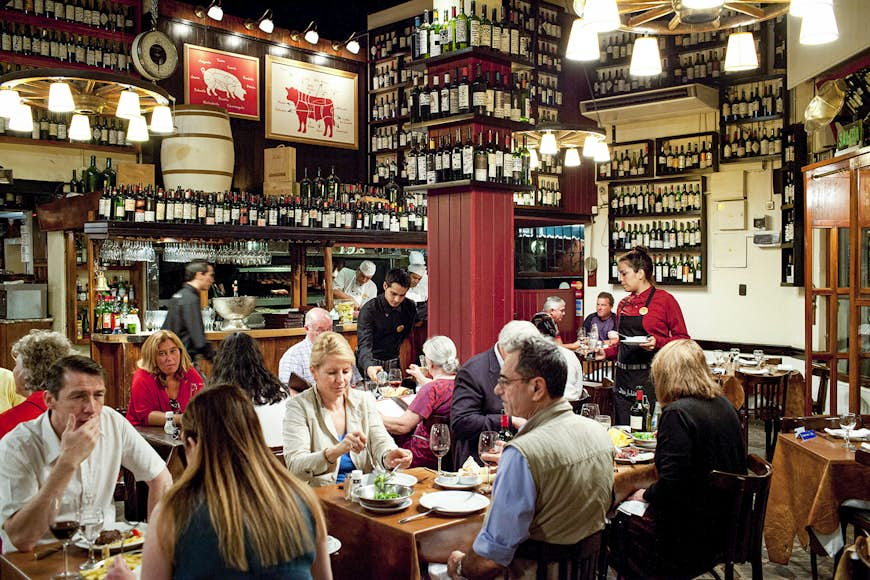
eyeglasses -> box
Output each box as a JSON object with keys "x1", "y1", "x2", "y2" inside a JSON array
[{"x1": 497, "y1": 375, "x2": 531, "y2": 388}]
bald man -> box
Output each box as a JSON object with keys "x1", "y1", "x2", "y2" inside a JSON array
[{"x1": 278, "y1": 308, "x2": 334, "y2": 393}]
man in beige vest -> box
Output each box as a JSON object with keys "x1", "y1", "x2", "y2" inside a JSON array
[{"x1": 447, "y1": 335, "x2": 614, "y2": 579}]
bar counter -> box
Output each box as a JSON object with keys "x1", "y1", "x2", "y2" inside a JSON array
[{"x1": 90, "y1": 324, "x2": 358, "y2": 410}]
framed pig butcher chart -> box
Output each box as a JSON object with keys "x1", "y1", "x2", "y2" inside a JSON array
[
  {"x1": 184, "y1": 44, "x2": 260, "y2": 120},
  {"x1": 265, "y1": 55, "x2": 358, "y2": 150}
]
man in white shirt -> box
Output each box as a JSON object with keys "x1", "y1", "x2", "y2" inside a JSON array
[
  {"x1": 0, "y1": 355, "x2": 171, "y2": 553},
  {"x1": 333, "y1": 260, "x2": 378, "y2": 308},
  {"x1": 277, "y1": 308, "x2": 334, "y2": 393}
]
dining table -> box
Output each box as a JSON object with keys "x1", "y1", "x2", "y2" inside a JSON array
[
  {"x1": 764, "y1": 431, "x2": 870, "y2": 564},
  {"x1": 314, "y1": 467, "x2": 486, "y2": 580},
  {"x1": 2, "y1": 541, "x2": 98, "y2": 579},
  {"x1": 712, "y1": 362, "x2": 805, "y2": 418},
  {"x1": 134, "y1": 426, "x2": 187, "y2": 479}
]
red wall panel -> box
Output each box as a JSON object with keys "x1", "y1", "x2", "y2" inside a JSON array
[{"x1": 514, "y1": 288, "x2": 578, "y2": 343}]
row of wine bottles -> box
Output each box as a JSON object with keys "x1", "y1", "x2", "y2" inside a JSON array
[
  {"x1": 0, "y1": 23, "x2": 132, "y2": 71},
  {"x1": 721, "y1": 125, "x2": 783, "y2": 160},
  {"x1": 609, "y1": 183, "x2": 703, "y2": 217},
  {"x1": 612, "y1": 254, "x2": 704, "y2": 285},
  {"x1": 3, "y1": 0, "x2": 135, "y2": 32},
  {"x1": 513, "y1": 177, "x2": 561, "y2": 208},
  {"x1": 721, "y1": 80, "x2": 784, "y2": 121},
  {"x1": 656, "y1": 139, "x2": 716, "y2": 174},
  {"x1": 597, "y1": 144, "x2": 650, "y2": 180},
  {"x1": 611, "y1": 219, "x2": 704, "y2": 251}
]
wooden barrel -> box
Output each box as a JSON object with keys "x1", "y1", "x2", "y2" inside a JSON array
[{"x1": 161, "y1": 104, "x2": 234, "y2": 192}]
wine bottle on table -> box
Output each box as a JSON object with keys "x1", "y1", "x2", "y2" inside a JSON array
[
  {"x1": 630, "y1": 389, "x2": 647, "y2": 432},
  {"x1": 499, "y1": 413, "x2": 513, "y2": 441}
]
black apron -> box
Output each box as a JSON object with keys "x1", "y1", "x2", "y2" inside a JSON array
[{"x1": 613, "y1": 287, "x2": 657, "y2": 425}]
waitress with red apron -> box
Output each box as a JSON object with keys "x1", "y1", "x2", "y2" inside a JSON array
[{"x1": 597, "y1": 247, "x2": 690, "y2": 425}]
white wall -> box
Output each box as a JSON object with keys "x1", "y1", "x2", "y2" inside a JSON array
[{"x1": 583, "y1": 113, "x2": 806, "y2": 349}]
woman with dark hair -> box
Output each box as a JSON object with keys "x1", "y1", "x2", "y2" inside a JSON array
[
  {"x1": 127, "y1": 330, "x2": 204, "y2": 427},
  {"x1": 211, "y1": 332, "x2": 290, "y2": 448},
  {"x1": 596, "y1": 246, "x2": 689, "y2": 424},
  {"x1": 612, "y1": 339, "x2": 746, "y2": 578},
  {"x1": 106, "y1": 383, "x2": 332, "y2": 579}
]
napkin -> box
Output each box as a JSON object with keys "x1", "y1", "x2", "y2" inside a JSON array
[
  {"x1": 428, "y1": 564, "x2": 451, "y2": 580},
  {"x1": 824, "y1": 428, "x2": 870, "y2": 439},
  {"x1": 617, "y1": 500, "x2": 649, "y2": 517}
]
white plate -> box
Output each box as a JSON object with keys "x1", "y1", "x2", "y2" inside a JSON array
[
  {"x1": 327, "y1": 535, "x2": 341, "y2": 555},
  {"x1": 434, "y1": 475, "x2": 481, "y2": 490},
  {"x1": 358, "y1": 497, "x2": 413, "y2": 514},
  {"x1": 621, "y1": 336, "x2": 650, "y2": 344},
  {"x1": 361, "y1": 472, "x2": 418, "y2": 487},
  {"x1": 419, "y1": 491, "x2": 490, "y2": 515},
  {"x1": 615, "y1": 451, "x2": 655, "y2": 464},
  {"x1": 738, "y1": 367, "x2": 768, "y2": 375},
  {"x1": 75, "y1": 522, "x2": 147, "y2": 552}
]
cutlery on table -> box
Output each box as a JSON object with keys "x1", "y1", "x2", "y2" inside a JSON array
[
  {"x1": 33, "y1": 541, "x2": 64, "y2": 560},
  {"x1": 398, "y1": 508, "x2": 438, "y2": 524}
]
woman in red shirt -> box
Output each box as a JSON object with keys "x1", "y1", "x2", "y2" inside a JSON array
[{"x1": 126, "y1": 330, "x2": 204, "y2": 426}]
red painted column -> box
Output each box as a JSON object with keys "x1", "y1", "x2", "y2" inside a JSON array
[{"x1": 427, "y1": 185, "x2": 515, "y2": 362}]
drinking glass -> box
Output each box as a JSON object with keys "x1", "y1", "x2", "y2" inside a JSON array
[
  {"x1": 78, "y1": 502, "x2": 103, "y2": 571},
  {"x1": 840, "y1": 412, "x2": 858, "y2": 451},
  {"x1": 429, "y1": 424, "x2": 451, "y2": 479},
  {"x1": 753, "y1": 349, "x2": 765, "y2": 365},
  {"x1": 729, "y1": 348, "x2": 740, "y2": 362},
  {"x1": 713, "y1": 349, "x2": 723, "y2": 367},
  {"x1": 594, "y1": 415, "x2": 612, "y2": 430},
  {"x1": 478, "y1": 431, "x2": 500, "y2": 494},
  {"x1": 388, "y1": 369, "x2": 403, "y2": 389},
  {"x1": 49, "y1": 495, "x2": 80, "y2": 579},
  {"x1": 580, "y1": 403, "x2": 600, "y2": 419}
]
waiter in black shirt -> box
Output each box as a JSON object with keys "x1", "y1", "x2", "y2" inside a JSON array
[
  {"x1": 163, "y1": 259, "x2": 215, "y2": 364},
  {"x1": 356, "y1": 268, "x2": 417, "y2": 381}
]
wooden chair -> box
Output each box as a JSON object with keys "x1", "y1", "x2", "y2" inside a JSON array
[
  {"x1": 811, "y1": 363, "x2": 831, "y2": 415},
  {"x1": 837, "y1": 449, "x2": 870, "y2": 578},
  {"x1": 581, "y1": 377, "x2": 614, "y2": 420},
  {"x1": 581, "y1": 359, "x2": 613, "y2": 383},
  {"x1": 781, "y1": 415, "x2": 839, "y2": 433},
  {"x1": 705, "y1": 454, "x2": 774, "y2": 580},
  {"x1": 736, "y1": 371, "x2": 790, "y2": 460},
  {"x1": 514, "y1": 529, "x2": 604, "y2": 580}
]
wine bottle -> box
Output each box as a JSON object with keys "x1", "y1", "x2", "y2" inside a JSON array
[{"x1": 499, "y1": 414, "x2": 513, "y2": 441}]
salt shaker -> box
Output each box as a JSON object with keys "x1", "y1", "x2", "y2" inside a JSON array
[{"x1": 350, "y1": 470, "x2": 363, "y2": 503}]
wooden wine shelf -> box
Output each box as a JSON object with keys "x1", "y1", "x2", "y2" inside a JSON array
[
  {"x1": 0, "y1": 134, "x2": 137, "y2": 154},
  {"x1": 406, "y1": 113, "x2": 534, "y2": 132},
  {"x1": 0, "y1": 9, "x2": 137, "y2": 43},
  {"x1": 405, "y1": 179, "x2": 535, "y2": 193}
]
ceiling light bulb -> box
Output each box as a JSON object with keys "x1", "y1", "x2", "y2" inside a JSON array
[
  {"x1": 564, "y1": 147, "x2": 581, "y2": 167},
  {"x1": 629, "y1": 37, "x2": 662, "y2": 76},
  {"x1": 260, "y1": 17, "x2": 274, "y2": 34},
  {"x1": 724, "y1": 31, "x2": 759, "y2": 72},
  {"x1": 682, "y1": 0, "x2": 725, "y2": 8},
  {"x1": 206, "y1": 1, "x2": 222, "y2": 21},
  {"x1": 9, "y1": 103, "x2": 33, "y2": 133},
  {"x1": 799, "y1": 0, "x2": 838, "y2": 45},
  {"x1": 582, "y1": 0, "x2": 620, "y2": 33},
  {"x1": 0, "y1": 89, "x2": 21, "y2": 118},
  {"x1": 529, "y1": 148, "x2": 539, "y2": 169},
  {"x1": 126, "y1": 115, "x2": 149, "y2": 142},
  {"x1": 594, "y1": 141, "x2": 611, "y2": 163},
  {"x1": 116, "y1": 89, "x2": 141, "y2": 120},
  {"x1": 540, "y1": 132, "x2": 558, "y2": 155},
  {"x1": 48, "y1": 81, "x2": 75, "y2": 113},
  {"x1": 68, "y1": 114, "x2": 91, "y2": 141},
  {"x1": 583, "y1": 134, "x2": 600, "y2": 158},
  {"x1": 566, "y1": 19, "x2": 600, "y2": 61},
  {"x1": 346, "y1": 39, "x2": 360, "y2": 54},
  {"x1": 789, "y1": 0, "x2": 813, "y2": 17},
  {"x1": 150, "y1": 105, "x2": 174, "y2": 134},
  {"x1": 304, "y1": 29, "x2": 319, "y2": 44}
]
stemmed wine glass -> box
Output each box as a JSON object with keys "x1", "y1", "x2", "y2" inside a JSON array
[
  {"x1": 753, "y1": 349, "x2": 765, "y2": 365},
  {"x1": 429, "y1": 424, "x2": 451, "y2": 480},
  {"x1": 478, "y1": 431, "x2": 500, "y2": 494},
  {"x1": 388, "y1": 369, "x2": 403, "y2": 389},
  {"x1": 79, "y1": 495, "x2": 103, "y2": 571},
  {"x1": 840, "y1": 412, "x2": 858, "y2": 451},
  {"x1": 49, "y1": 495, "x2": 80, "y2": 579},
  {"x1": 580, "y1": 403, "x2": 601, "y2": 419}
]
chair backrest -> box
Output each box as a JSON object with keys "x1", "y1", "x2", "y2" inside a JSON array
[
  {"x1": 584, "y1": 377, "x2": 614, "y2": 420},
  {"x1": 582, "y1": 359, "x2": 613, "y2": 383},
  {"x1": 737, "y1": 371, "x2": 789, "y2": 420},
  {"x1": 708, "y1": 454, "x2": 773, "y2": 567},
  {"x1": 514, "y1": 529, "x2": 604, "y2": 580},
  {"x1": 811, "y1": 363, "x2": 831, "y2": 415},
  {"x1": 781, "y1": 415, "x2": 838, "y2": 433}
]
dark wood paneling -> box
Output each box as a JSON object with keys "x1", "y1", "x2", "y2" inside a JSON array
[{"x1": 0, "y1": 320, "x2": 53, "y2": 371}]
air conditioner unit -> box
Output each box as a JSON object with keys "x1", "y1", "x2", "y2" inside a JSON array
[
  {"x1": 752, "y1": 231, "x2": 781, "y2": 246},
  {"x1": 579, "y1": 84, "x2": 719, "y2": 125}
]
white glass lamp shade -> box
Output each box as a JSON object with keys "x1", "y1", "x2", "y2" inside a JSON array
[
  {"x1": 0, "y1": 89, "x2": 20, "y2": 118},
  {"x1": 9, "y1": 103, "x2": 33, "y2": 133},
  {"x1": 346, "y1": 39, "x2": 360, "y2": 54},
  {"x1": 48, "y1": 81, "x2": 76, "y2": 113},
  {"x1": 540, "y1": 132, "x2": 558, "y2": 155},
  {"x1": 790, "y1": 0, "x2": 812, "y2": 18},
  {"x1": 582, "y1": 0, "x2": 620, "y2": 33},
  {"x1": 68, "y1": 114, "x2": 91, "y2": 141},
  {"x1": 629, "y1": 37, "x2": 662, "y2": 76},
  {"x1": 564, "y1": 147, "x2": 581, "y2": 167},
  {"x1": 682, "y1": 0, "x2": 724, "y2": 8},
  {"x1": 724, "y1": 32, "x2": 758, "y2": 72},
  {"x1": 799, "y1": 1, "x2": 838, "y2": 45},
  {"x1": 126, "y1": 115, "x2": 149, "y2": 142},
  {"x1": 149, "y1": 105, "x2": 174, "y2": 134},
  {"x1": 566, "y1": 19, "x2": 600, "y2": 61},
  {"x1": 304, "y1": 29, "x2": 319, "y2": 44},
  {"x1": 583, "y1": 134, "x2": 600, "y2": 158},
  {"x1": 260, "y1": 17, "x2": 275, "y2": 34},
  {"x1": 116, "y1": 89, "x2": 141, "y2": 120},
  {"x1": 206, "y1": 3, "x2": 222, "y2": 20},
  {"x1": 594, "y1": 141, "x2": 611, "y2": 163},
  {"x1": 529, "y1": 148, "x2": 540, "y2": 169}
]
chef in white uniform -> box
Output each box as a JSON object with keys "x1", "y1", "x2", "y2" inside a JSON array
[
  {"x1": 406, "y1": 252, "x2": 428, "y2": 321},
  {"x1": 333, "y1": 260, "x2": 378, "y2": 308}
]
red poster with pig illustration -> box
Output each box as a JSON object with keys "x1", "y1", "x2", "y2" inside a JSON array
[{"x1": 185, "y1": 44, "x2": 260, "y2": 120}]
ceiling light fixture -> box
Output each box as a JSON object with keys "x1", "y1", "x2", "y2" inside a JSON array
[
  {"x1": 529, "y1": 147, "x2": 540, "y2": 169},
  {"x1": 564, "y1": 147, "x2": 581, "y2": 167},
  {"x1": 333, "y1": 33, "x2": 361, "y2": 55},
  {"x1": 116, "y1": 88, "x2": 141, "y2": 120},
  {"x1": 681, "y1": 0, "x2": 724, "y2": 9},
  {"x1": 594, "y1": 141, "x2": 611, "y2": 163},
  {"x1": 723, "y1": 31, "x2": 758, "y2": 72},
  {"x1": 290, "y1": 21, "x2": 319, "y2": 45},
  {"x1": 789, "y1": 0, "x2": 814, "y2": 18},
  {"x1": 48, "y1": 81, "x2": 75, "y2": 112},
  {"x1": 582, "y1": 0, "x2": 620, "y2": 33},
  {"x1": 566, "y1": 19, "x2": 600, "y2": 61},
  {"x1": 150, "y1": 105, "x2": 174, "y2": 134},
  {"x1": 245, "y1": 10, "x2": 274, "y2": 34},
  {"x1": 583, "y1": 134, "x2": 600, "y2": 158},
  {"x1": 799, "y1": 0, "x2": 838, "y2": 45},
  {"x1": 68, "y1": 114, "x2": 91, "y2": 141},
  {"x1": 126, "y1": 115, "x2": 149, "y2": 142},
  {"x1": 9, "y1": 103, "x2": 33, "y2": 133},
  {"x1": 0, "y1": 88, "x2": 19, "y2": 118},
  {"x1": 540, "y1": 131, "x2": 558, "y2": 155},
  {"x1": 629, "y1": 36, "x2": 662, "y2": 76},
  {"x1": 194, "y1": 0, "x2": 222, "y2": 21}
]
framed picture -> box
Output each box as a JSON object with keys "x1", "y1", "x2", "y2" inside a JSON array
[
  {"x1": 184, "y1": 44, "x2": 260, "y2": 120},
  {"x1": 266, "y1": 55, "x2": 358, "y2": 150}
]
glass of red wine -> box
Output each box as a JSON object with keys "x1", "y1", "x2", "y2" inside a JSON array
[
  {"x1": 49, "y1": 495, "x2": 80, "y2": 580},
  {"x1": 387, "y1": 369, "x2": 403, "y2": 389}
]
